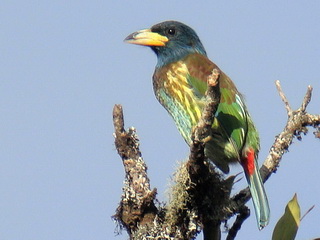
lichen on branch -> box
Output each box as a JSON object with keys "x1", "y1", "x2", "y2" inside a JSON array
[{"x1": 113, "y1": 80, "x2": 320, "y2": 240}]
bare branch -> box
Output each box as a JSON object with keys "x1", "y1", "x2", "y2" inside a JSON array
[
  {"x1": 226, "y1": 206, "x2": 250, "y2": 240},
  {"x1": 263, "y1": 82, "x2": 318, "y2": 176},
  {"x1": 275, "y1": 80, "x2": 292, "y2": 114},
  {"x1": 300, "y1": 85, "x2": 313, "y2": 112},
  {"x1": 113, "y1": 79, "x2": 320, "y2": 239},
  {"x1": 227, "y1": 81, "x2": 320, "y2": 223},
  {"x1": 112, "y1": 104, "x2": 157, "y2": 235}
]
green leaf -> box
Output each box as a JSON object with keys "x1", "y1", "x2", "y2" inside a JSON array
[{"x1": 272, "y1": 193, "x2": 301, "y2": 240}]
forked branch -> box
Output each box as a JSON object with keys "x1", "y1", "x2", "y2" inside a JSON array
[
  {"x1": 226, "y1": 81, "x2": 320, "y2": 239},
  {"x1": 113, "y1": 80, "x2": 320, "y2": 240}
]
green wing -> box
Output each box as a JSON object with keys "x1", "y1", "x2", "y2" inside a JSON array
[
  {"x1": 184, "y1": 53, "x2": 254, "y2": 160},
  {"x1": 216, "y1": 75, "x2": 248, "y2": 152}
]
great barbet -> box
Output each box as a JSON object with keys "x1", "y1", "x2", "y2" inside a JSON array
[{"x1": 125, "y1": 21, "x2": 270, "y2": 229}]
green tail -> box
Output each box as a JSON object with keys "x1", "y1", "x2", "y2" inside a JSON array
[{"x1": 246, "y1": 163, "x2": 270, "y2": 229}]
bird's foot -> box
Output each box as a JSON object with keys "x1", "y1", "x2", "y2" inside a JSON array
[{"x1": 202, "y1": 135, "x2": 212, "y2": 143}]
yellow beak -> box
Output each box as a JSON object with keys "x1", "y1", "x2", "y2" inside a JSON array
[{"x1": 124, "y1": 29, "x2": 168, "y2": 47}]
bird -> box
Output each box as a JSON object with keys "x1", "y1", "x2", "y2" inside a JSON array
[{"x1": 124, "y1": 20, "x2": 270, "y2": 230}]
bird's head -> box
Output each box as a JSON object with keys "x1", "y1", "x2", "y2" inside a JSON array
[{"x1": 125, "y1": 21, "x2": 207, "y2": 67}]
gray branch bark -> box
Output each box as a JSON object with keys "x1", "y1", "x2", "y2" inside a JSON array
[{"x1": 112, "y1": 80, "x2": 320, "y2": 240}]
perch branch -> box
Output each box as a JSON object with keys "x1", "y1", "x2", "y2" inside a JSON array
[
  {"x1": 163, "y1": 68, "x2": 223, "y2": 240},
  {"x1": 186, "y1": 68, "x2": 226, "y2": 240},
  {"x1": 113, "y1": 79, "x2": 320, "y2": 240},
  {"x1": 113, "y1": 69, "x2": 222, "y2": 239},
  {"x1": 193, "y1": 68, "x2": 221, "y2": 142}
]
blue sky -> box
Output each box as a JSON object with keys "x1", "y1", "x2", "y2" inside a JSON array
[{"x1": 1, "y1": 1, "x2": 320, "y2": 239}]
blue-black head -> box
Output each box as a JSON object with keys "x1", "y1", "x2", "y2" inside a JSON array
[{"x1": 125, "y1": 21, "x2": 207, "y2": 67}]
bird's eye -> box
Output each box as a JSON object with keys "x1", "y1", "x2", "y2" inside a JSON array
[{"x1": 167, "y1": 28, "x2": 176, "y2": 36}]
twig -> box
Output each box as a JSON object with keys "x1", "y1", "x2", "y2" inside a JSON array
[
  {"x1": 263, "y1": 81, "x2": 317, "y2": 175},
  {"x1": 226, "y1": 206, "x2": 250, "y2": 240},
  {"x1": 227, "y1": 81, "x2": 320, "y2": 226},
  {"x1": 300, "y1": 85, "x2": 313, "y2": 112},
  {"x1": 300, "y1": 205, "x2": 315, "y2": 222},
  {"x1": 275, "y1": 80, "x2": 292, "y2": 114}
]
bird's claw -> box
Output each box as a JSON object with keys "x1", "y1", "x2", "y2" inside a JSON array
[{"x1": 202, "y1": 135, "x2": 212, "y2": 143}]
